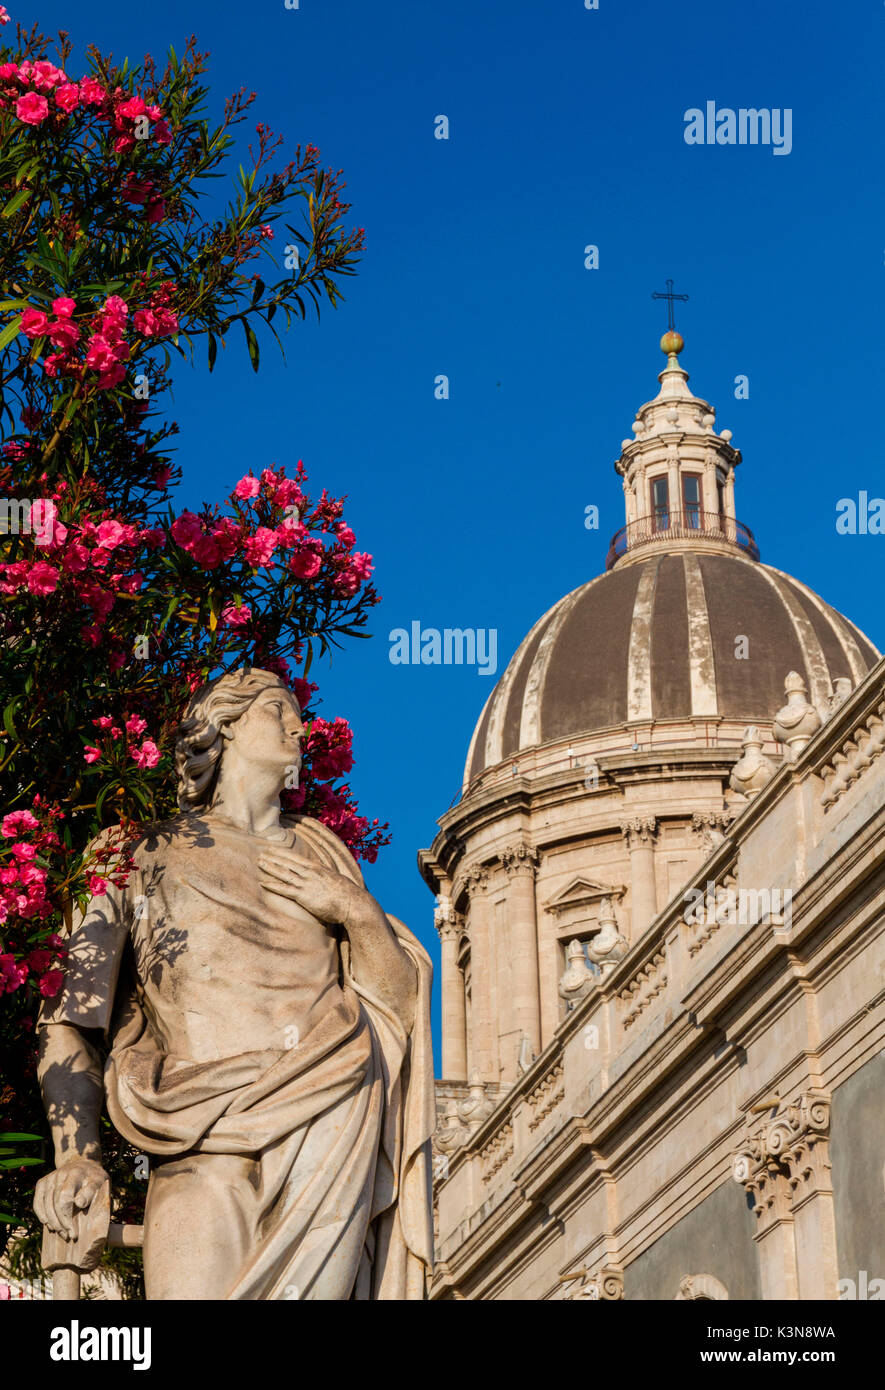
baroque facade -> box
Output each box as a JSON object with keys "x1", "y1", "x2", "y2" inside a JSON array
[{"x1": 419, "y1": 330, "x2": 885, "y2": 1300}]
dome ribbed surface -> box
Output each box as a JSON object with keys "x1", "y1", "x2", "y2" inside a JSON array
[{"x1": 464, "y1": 552, "x2": 879, "y2": 787}]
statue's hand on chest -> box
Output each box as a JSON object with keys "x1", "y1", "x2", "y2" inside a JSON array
[{"x1": 257, "y1": 846, "x2": 370, "y2": 932}]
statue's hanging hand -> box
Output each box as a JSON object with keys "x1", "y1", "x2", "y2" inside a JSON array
[{"x1": 34, "y1": 1157, "x2": 110, "y2": 1241}]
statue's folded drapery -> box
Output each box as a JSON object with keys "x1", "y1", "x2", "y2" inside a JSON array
[{"x1": 42, "y1": 814, "x2": 435, "y2": 1300}]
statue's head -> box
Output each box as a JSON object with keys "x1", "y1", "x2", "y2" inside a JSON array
[{"x1": 175, "y1": 666, "x2": 304, "y2": 811}]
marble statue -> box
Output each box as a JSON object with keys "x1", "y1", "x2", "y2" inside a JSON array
[{"x1": 34, "y1": 667, "x2": 434, "y2": 1300}]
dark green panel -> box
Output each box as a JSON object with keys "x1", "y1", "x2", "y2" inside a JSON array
[{"x1": 623, "y1": 1179, "x2": 761, "y2": 1301}]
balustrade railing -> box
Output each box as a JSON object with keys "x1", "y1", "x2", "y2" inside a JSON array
[{"x1": 606, "y1": 509, "x2": 759, "y2": 570}]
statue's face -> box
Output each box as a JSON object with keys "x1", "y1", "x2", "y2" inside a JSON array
[{"x1": 225, "y1": 685, "x2": 305, "y2": 783}]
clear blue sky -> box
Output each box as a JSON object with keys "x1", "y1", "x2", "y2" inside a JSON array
[{"x1": 26, "y1": 0, "x2": 885, "y2": 1067}]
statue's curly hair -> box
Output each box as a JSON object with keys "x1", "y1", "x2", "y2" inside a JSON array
[{"x1": 174, "y1": 667, "x2": 295, "y2": 811}]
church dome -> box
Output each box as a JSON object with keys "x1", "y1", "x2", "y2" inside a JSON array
[
  {"x1": 463, "y1": 327, "x2": 880, "y2": 791},
  {"x1": 464, "y1": 550, "x2": 879, "y2": 787}
]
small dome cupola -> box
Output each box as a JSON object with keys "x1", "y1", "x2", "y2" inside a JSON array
[{"x1": 608, "y1": 282, "x2": 757, "y2": 570}]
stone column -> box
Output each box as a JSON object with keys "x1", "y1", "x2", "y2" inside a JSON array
[
  {"x1": 723, "y1": 470, "x2": 737, "y2": 543},
  {"x1": 701, "y1": 454, "x2": 718, "y2": 519},
  {"x1": 501, "y1": 843, "x2": 541, "y2": 1063},
  {"x1": 620, "y1": 817, "x2": 658, "y2": 937},
  {"x1": 782, "y1": 1096, "x2": 838, "y2": 1300},
  {"x1": 733, "y1": 1090, "x2": 836, "y2": 1301},
  {"x1": 666, "y1": 457, "x2": 680, "y2": 526},
  {"x1": 434, "y1": 896, "x2": 467, "y2": 1081},
  {"x1": 637, "y1": 470, "x2": 650, "y2": 519},
  {"x1": 463, "y1": 866, "x2": 496, "y2": 1084}
]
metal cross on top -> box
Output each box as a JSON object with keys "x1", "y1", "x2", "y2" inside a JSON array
[{"x1": 651, "y1": 278, "x2": 689, "y2": 333}]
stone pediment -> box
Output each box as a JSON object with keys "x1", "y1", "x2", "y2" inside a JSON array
[
  {"x1": 545, "y1": 877, "x2": 625, "y2": 938},
  {"x1": 545, "y1": 876, "x2": 625, "y2": 915}
]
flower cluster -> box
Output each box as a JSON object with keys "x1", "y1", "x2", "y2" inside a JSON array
[
  {"x1": 19, "y1": 289, "x2": 178, "y2": 393},
  {"x1": 0, "y1": 803, "x2": 66, "y2": 997},
  {"x1": 0, "y1": 55, "x2": 171, "y2": 148}
]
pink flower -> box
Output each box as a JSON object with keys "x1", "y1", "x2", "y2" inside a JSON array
[
  {"x1": 0, "y1": 955, "x2": 28, "y2": 993},
  {"x1": 243, "y1": 527, "x2": 278, "y2": 567},
  {"x1": 170, "y1": 511, "x2": 203, "y2": 549},
  {"x1": 16, "y1": 91, "x2": 49, "y2": 124},
  {"x1": 260, "y1": 225, "x2": 274, "y2": 239},
  {"x1": 274, "y1": 479, "x2": 303, "y2": 509},
  {"x1": 84, "y1": 334, "x2": 118, "y2": 371},
  {"x1": 47, "y1": 318, "x2": 79, "y2": 350},
  {"x1": 42, "y1": 353, "x2": 67, "y2": 379},
  {"x1": 276, "y1": 516, "x2": 305, "y2": 548},
  {"x1": 31, "y1": 61, "x2": 65, "y2": 90},
  {"x1": 234, "y1": 475, "x2": 260, "y2": 500},
  {"x1": 102, "y1": 294, "x2": 128, "y2": 322},
  {"x1": 20, "y1": 307, "x2": 50, "y2": 339},
  {"x1": 39, "y1": 969, "x2": 64, "y2": 997},
  {"x1": 52, "y1": 297, "x2": 76, "y2": 318},
  {"x1": 0, "y1": 61, "x2": 18, "y2": 79},
  {"x1": 290, "y1": 543, "x2": 323, "y2": 579},
  {"x1": 78, "y1": 77, "x2": 105, "y2": 105},
  {"x1": 26, "y1": 561, "x2": 58, "y2": 595},
  {"x1": 1, "y1": 810, "x2": 39, "y2": 836},
  {"x1": 132, "y1": 308, "x2": 162, "y2": 337},
  {"x1": 146, "y1": 201, "x2": 166, "y2": 224},
  {"x1": 210, "y1": 518, "x2": 241, "y2": 559},
  {"x1": 96, "y1": 519, "x2": 125, "y2": 549},
  {"x1": 27, "y1": 949, "x2": 53, "y2": 973},
  {"x1": 125, "y1": 714, "x2": 147, "y2": 736},
  {"x1": 11, "y1": 842, "x2": 36, "y2": 861},
  {"x1": 96, "y1": 363, "x2": 127, "y2": 390},
  {"x1": 83, "y1": 746, "x2": 102, "y2": 764},
  {"x1": 55, "y1": 83, "x2": 80, "y2": 113},
  {"x1": 92, "y1": 715, "x2": 114, "y2": 731},
  {"x1": 0, "y1": 11, "x2": 11, "y2": 28},
  {"x1": 151, "y1": 466, "x2": 172, "y2": 489},
  {"x1": 62, "y1": 542, "x2": 89, "y2": 573},
  {"x1": 139, "y1": 527, "x2": 166, "y2": 549},
  {"x1": 152, "y1": 119, "x2": 172, "y2": 146},
  {"x1": 191, "y1": 534, "x2": 221, "y2": 569},
  {"x1": 121, "y1": 175, "x2": 154, "y2": 204},
  {"x1": 87, "y1": 874, "x2": 107, "y2": 895},
  {"x1": 131, "y1": 739, "x2": 160, "y2": 769},
  {"x1": 351, "y1": 552, "x2": 374, "y2": 581},
  {"x1": 221, "y1": 604, "x2": 252, "y2": 628},
  {"x1": 20, "y1": 406, "x2": 42, "y2": 428},
  {"x1": 335, "y1": 524, "x2": 356, "y2": 549},
  {"x1": 117, "y1": 94, "x2": 146, "y2": 119}
]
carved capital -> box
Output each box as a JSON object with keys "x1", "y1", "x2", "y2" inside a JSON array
[
  {"x1": 461, "y1": 864, "x2": 490, "y2": 898},
  {"x1": 500, "y1": 842, "x2": 539, "y2": 878},
  {"x1": 433, "y1": 895, "x2": 460, "y2": 943},
  {"x1": 620, "y1": 816, "x2": 658, "y2": 849},
  {"x1": 561, "y1": 1264, "x2": 624, "y2": 1301},
  {"x1": 733, "y1": 1090, "x2": 831, "y2": 1233},
  {"x1": 691, "y1": 811, "x2": 732, "y2": 851}
]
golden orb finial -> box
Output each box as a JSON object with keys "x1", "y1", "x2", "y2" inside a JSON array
[{"x1": 660, "y1": 329, "x2": 684, "y2": 356}]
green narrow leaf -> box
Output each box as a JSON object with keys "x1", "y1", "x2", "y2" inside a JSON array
[
  {"x1": 1, "y1": 188, "x2": 29, "y2": 218},
  {"x1": 3, "y1": 697, "x2": 20, "y2": 741},
  {"x1": 0, "y1": 314, "x2": 22, "y2": 351},
  {"x1": 207, "y1": 331, "x2": 217, "y2": 372},
  {"x1": 243, "y1": 319, "x2": 259, "y2": 372}
]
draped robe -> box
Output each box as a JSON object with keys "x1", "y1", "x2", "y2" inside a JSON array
[{"x1": 39, "y1": 813, "x2": 434, "y2": 1301}]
